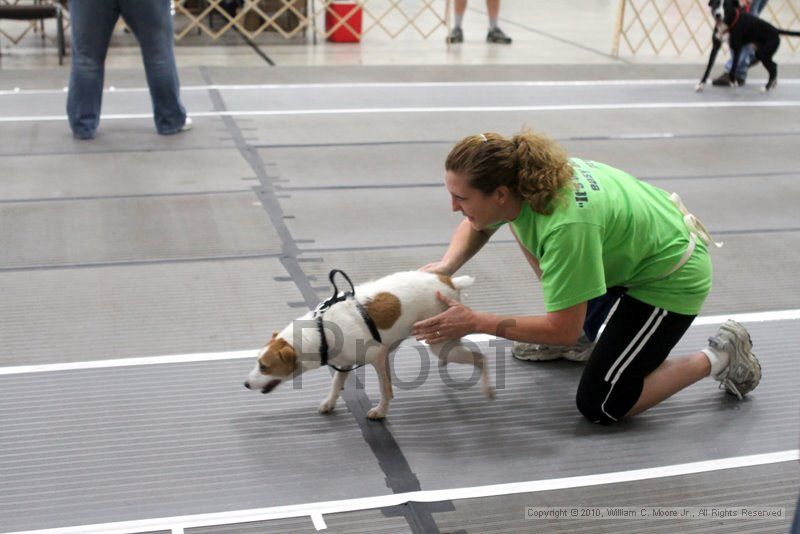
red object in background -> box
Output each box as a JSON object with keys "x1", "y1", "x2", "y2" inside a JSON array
[{"x1": 325, "y1": 2, "x2": 362, "y2": 42}]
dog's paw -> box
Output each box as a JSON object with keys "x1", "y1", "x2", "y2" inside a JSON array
[
  {"x1": 483, "y1": 385, "x2": 496, "y2": 400},
  {"x1": 367, "y1": 407, "x2": 386, "y2": 420},
  {"x1": 694, "y1": 82, "x2": 706, "y2": 93},
  {"x1": 318, "y1": 399, "x2": 337, "y2": 414}
]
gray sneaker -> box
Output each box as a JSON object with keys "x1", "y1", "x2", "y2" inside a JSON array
[
  {"x1": 708, "y1": 320, "x2": 761, "y2": 399},
  {"x1": 486, "y1": 27, "x2": 512, "y2": 44},
  {"x1": 446, "y1": 26, "x2": 463, "y2": 44},
  {"x1": 513, "y1": 333, "x2": 595, "y2": 363}
]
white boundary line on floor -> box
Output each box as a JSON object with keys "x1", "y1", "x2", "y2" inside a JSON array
[
  {"x1": 4, "y1": 100, "x2": 800, "y2": 123},
  {"x1": 310, "y1": 513, "x2": 327, "y2": 530},
  {"x1": 0, "y1": 349, "x2": 254, "y2": 375},
  {"x1": 5, "y1": 449, "x2": 798, "y2": 534},
  {"x1": 2, "y1": 78, "x2": 800, "y2": 95},
  {"x1": 1, "y1": 309, "x2": 797, "y2": 376},
  {"x1": 467, "y1": 308, "x2": 800, "y2": 343}
]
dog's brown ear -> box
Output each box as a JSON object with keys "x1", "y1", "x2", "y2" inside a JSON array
[{"x1": 278, "y1": 345, "x2": 298, "y2": 372}]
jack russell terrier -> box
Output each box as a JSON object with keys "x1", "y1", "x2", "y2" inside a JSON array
[{"x1": 244, "y1": 270, "x2": 494, "y2": 419}]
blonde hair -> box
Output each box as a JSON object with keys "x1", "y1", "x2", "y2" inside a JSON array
[{"x1": 445, "y1": 130, "x2": 574, "y2": 214}]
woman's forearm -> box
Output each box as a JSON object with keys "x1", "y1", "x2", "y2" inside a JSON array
[
  {"x1": 472, "y1": 303, "x2": 587, "y2": 346},
  {"x1": 440, "y1": 218, "x2": 493, "y2": 274}
]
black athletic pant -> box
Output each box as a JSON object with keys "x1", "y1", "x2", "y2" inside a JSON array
[
  {"x1": 576, "y1": 294, "x2": 696, "y2": 425},
  {"x1": 583, "y1": 286, "x2": 628, "y2": 342}
]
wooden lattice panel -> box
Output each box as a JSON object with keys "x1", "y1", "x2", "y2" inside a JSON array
[
  {"x1": 173, "y1": 0, "x2": 448, "y2": 42},
  {"x1": 765, "y1": 0, "x2": 800, "y2": 50},
  {"x1": 357, "y1": 0, "x2": 446, "y2": 39},
  {"x1": 613, "y1": 0, "x2": 800, "y2": 56},
  {"x1": 174, "y1": 0, "x2": 309, "y2": 41},
  {"x1": 0, "y1": 0, "x2": 69, "y2": 46},
  {"x1": 2, "y1": 0, "x2": 447, "y2": 46}
]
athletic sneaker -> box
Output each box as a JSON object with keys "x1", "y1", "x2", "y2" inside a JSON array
[
  {"x1": 711, "y1": 72, "x2": 746, "y2": 87},
  {"x1": 708, "y1": 320, "x2": 761, "y2": 399},
  {"x1": 486, "y1": 27, "x2": 512, "y2": 44},
  {"x1": 446, "y1": 27, "x2": 463, "y2": 43},
  {"x1": 512, "y1": 333, "x2": 595, "y2": 363}
]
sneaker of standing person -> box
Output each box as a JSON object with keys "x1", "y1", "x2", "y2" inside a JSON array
[
  {"x1": 162, "y1": 117, "x2": 192, "y2": 135},
  {"x1": 447, "y1": 26, "x2": 464, "y2": 43},
  {"x1": 486, "y1": 26, "x2": 512, "y2": 44},
  {"x1": 711, "y1": 72, "x2": 745, "y2": 87}
]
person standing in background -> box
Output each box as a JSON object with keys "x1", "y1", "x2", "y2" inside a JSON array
[
  {"x1": 67, "y1": 0, "x2": 190, "y2": 139},
  {"x1": 447, "y1": 0, "x2": 513, "y2": 44},
  {"x1": 713, "y1": 0, "x2": 770, "y2": 86}
]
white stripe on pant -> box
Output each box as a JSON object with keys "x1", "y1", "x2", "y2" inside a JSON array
[{"x1": 600, "y1": 307, "x2": 668, "y2": 421}]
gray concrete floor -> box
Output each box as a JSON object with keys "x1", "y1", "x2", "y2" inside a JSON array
[{"x1": 1, "y1": 1, "x2": 800, "y2": 533}]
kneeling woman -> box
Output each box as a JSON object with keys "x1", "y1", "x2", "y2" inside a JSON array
[{"x1": 412, "y1": 130, "x2": 760, "y2": 424}]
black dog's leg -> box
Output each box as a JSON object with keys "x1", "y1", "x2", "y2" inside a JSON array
[
  {"x1": 757, "y1": 37, "x2": 780, "y2": 91},
  {"x1": 697, "y1": 37, "x2": 722, "y2": 91}
]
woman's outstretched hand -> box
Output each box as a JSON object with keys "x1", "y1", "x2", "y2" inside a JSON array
[
  {"x1": 412, "y1": 291, "x2": 477, "y2": 344},
  {"x1": 418, "y1": 261, "x2": 451, "y2": 275}
]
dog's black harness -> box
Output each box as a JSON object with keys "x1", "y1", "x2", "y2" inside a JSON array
[{"x1": 314, "y1": 269, "x2": 382, "y2": 372}]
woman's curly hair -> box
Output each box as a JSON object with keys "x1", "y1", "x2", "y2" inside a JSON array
[{"x1": 445, "y1": 129, "x2": 574, "y2": 214}]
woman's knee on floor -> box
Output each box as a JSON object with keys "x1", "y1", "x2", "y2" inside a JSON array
[{"x1": 575, "y1": 376, "x2": 618, "y2": 426}]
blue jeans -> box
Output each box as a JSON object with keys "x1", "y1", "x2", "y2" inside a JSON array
[
  {"x1": 724, "y1": 0, "x2": 769, "y2": 80},
  {"x1": 67, "y1": 0, "x2": 186, "y2": 138}
]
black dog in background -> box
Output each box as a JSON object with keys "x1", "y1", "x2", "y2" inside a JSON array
[{"x1": 696, "y1": 0, "x2": 800, "y2": 92}]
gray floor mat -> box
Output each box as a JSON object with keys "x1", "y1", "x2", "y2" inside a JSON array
[
  {"x1": 259, "y1": 135, "x2": 799, "y2": 190},
  {"x1": 277, "y1": 177, "x2": 796, "y2": 251},
  {"x1": 434, "y1": 462, "x2": 800, "y2": 533},
  {"x1": 1, "y1": 148, "x2": 255, "y2": 201},
  {"x1": 0, "y1": 320, "x2": 794, "y2": 532},
  {"x1": 353, "y1": 320, "x2": 797, "y2": 490},
  {"x1": 0, "y1": 258, "x2": 302, "y2": 365},
  {"x1": 244, "y1": 107, "x2": 800, "y2": 147},
  {"x1": 0, "y1": 361, "x2": 392, "y2": 532},
  {"x1": 186, "y1": 510, "x2": 411, "y2": 534},
  {"x1": 0, "y1": 87, "x2": 214, "y2": 119},
  {"x1": 0, "y1": 192, "x2": 280, "y2": 268},
  {"x1": 0, "y1": 117, "x2": 236, "y2": 157}
]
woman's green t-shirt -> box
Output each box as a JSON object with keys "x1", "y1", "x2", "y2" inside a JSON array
[{"x1": 499, "y1": 158, "x2": 712, "y2": 315}]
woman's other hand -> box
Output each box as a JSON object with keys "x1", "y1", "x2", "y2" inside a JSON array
[{"x1": 411, "y1": 291, "x2": 476, "y2": 344}]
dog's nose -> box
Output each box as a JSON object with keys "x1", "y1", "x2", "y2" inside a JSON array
[{"x1": 244, "y1": 381, "x2": 251, "y2": 389}]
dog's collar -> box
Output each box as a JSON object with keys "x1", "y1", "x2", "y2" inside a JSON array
[
  {"x1": 314, "y1": 269, "x2": 382, "y2": 372},
  {"x1": 723, "y1": 8, "x2": 741, "y2": 33}
]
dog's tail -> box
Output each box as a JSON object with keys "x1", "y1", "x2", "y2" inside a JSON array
[
  {"x1": 451, "y1": 275, "x2": 476, "y2": 289},
  {"x1": 778, "y1": 29, "x2": 800, "y2": 37}
]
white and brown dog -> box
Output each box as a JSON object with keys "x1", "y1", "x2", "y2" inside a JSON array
[{"x1": 244, "y1": 270, "x2": 493, "y2": 419}]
